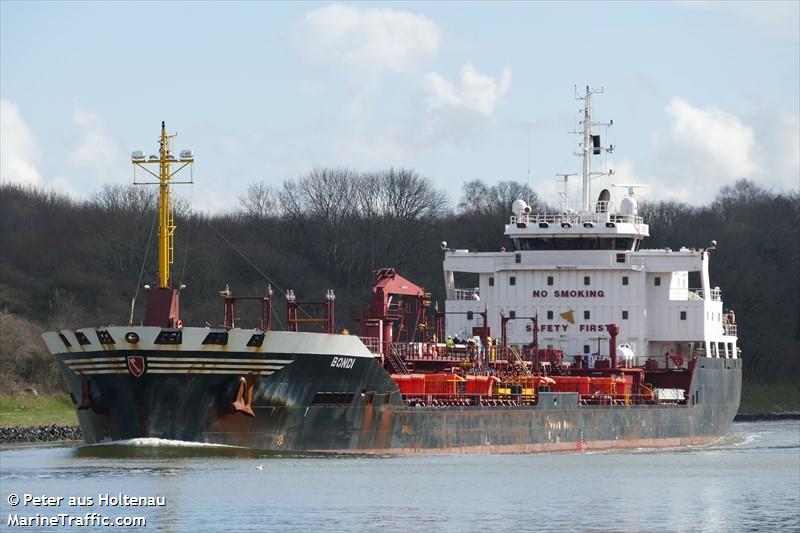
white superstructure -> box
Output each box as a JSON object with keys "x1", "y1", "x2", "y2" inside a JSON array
[{"x1": 444, "y1": 87, "x2": 739, "y2": 366}]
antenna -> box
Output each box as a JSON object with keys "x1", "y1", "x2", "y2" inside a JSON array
[
  {"x1": 569, "y1": 85, "x2": 613, "y2": 212},
  {"x1": 556, "y1": 173, "x2": 576, "y2": 212},
  {"x1": 612, "y1": 184, "x2": 651, "y2": 196}
]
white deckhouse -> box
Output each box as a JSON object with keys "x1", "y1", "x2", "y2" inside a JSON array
[{"x1": 443, "y1": 87, "x2": 738, "y2": 367}]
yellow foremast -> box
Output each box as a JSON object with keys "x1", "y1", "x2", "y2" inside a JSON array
[
  {"x1": 132, "y1": 121, "x2": 193, "y2": 290},
  {"x1": 157, "y1": 122, "x2": 174, "y2": 289}
]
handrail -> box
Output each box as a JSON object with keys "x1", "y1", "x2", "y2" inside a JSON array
[
  {"x1": 510, "y1": 209, "x2": 643, "y2": 226},
  {"x1": 447, "y1": 288, "x2": 480, "y2": 300},
  {"x1": 387, "y1": 343, "x2": 410, "y2": 375},
  {"x1": 358, "y1": 336, "x2": 382, "y2": 356},
  {"x1": 507, "y1": 346, "x2": 531, "y2": 377},
  {"x1": 397, "y1": 391, "x2": 685, "y2": 407}
]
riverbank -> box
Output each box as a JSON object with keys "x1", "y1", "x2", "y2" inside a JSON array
[
  {"x1": 0, "y1": 425, "x2": 81, "y2": 443},
  {"x1": 0, "y1": 393, "x2": 77, "y2": 427},
  {"x1": 738, "y1": 383, "x2": 800, "y2": 415}
]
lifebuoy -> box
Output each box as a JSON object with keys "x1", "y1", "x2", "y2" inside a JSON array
[{"x1": 176, "y1": 319, "x2": 184, "y2": 329}]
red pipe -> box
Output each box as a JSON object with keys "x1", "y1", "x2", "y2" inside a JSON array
[{"x1": 606, "y1": 323, "x2": 620, "y2": 368}]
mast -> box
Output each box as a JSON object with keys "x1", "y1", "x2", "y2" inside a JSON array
[
  {"x1": 158, "y1": 121, "x2": 174, "y2": 289},
  {"x1": 131, "y1": 123, "x2": 193, "y2": 327},
  {"x1": 581, "y1": 87, "x2": 592, "y2": 212},
  {"x1": 571, "y1": 86, "x2": 613, "y2": 212}
]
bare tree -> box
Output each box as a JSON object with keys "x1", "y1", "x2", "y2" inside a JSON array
[{"x1": 238, "y1": 181, "x2": 277, "y2": 222}]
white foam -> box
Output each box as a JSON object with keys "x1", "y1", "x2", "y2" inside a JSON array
[{"x1": 84, "y1": 438, "x2": 242, "y2": 449}]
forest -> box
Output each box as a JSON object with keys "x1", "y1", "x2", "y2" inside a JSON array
[{"x1": 1, "y1": 171, "x2": 798, "y2": 393}]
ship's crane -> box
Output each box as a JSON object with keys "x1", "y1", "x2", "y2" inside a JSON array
[{"x1": 360, "y1": 268, "x2": 430, "y2": 354}]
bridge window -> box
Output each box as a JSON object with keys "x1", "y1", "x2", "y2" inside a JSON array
[
  {"x1": 614, "y1": 238, "x2": 633, "y2": 251},
  {"x1": 616, "y1": 253, "x2": 626, "y2": 264},
  {"x1": 584, "y1": 310, "x2": 591, "y2": 320},
  {"x1": 680, "y1": 311, "x2": 687, "y2": 320},
  {"x1": 489, "y1": 277, "x2": 494, "y2": 287},
  {"x1": 547, "y1": 311, "x2": 554, "y2": 320},
  {"x1": 547, "y1": 276, "x2": 554, "y2": 286},
  {"x1": 584, "y1": 276, "x2": 591, "y2": 285},
  {"x1": 622, "y1": 276, "x2": 629, "y2": 286},
  {"x1": 509, "y1": 310, "x2": 516, "y2": 319},
  {"x1": 622, "y1": 310, "x2": 628, "y2": 320},
  {"x1": 516, "y1": 237, "x2": 622, "y2": 251},
  {"x1": 655, "y1": 276, "x2": 662, "y2": 286},
  {"x1": 510, "y1": 276, "x2": 516, "y2": 286},
  {"x1": 515, "y1": 253, "x2": 521, "y2": 264},
  {"x1": 583, "y1": 345, "x2": 591, "y2": 354},
  {"x1": 467, "y1": 311, "x2": 474, "y2": 321}
]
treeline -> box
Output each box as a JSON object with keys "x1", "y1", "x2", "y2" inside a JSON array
[{"x1": 0, "y1": 172, "x2": 797, "y2": 390}]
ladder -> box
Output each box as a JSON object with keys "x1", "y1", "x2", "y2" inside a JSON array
[
  {"x1": 509, "y1": 346, "x2": 531, "y2": 377},
  {"x1": 386, "y1": 344, "x2": 410, "y2": 375}
]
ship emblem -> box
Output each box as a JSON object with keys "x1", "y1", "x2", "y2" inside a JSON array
[{"x1": 127, "y1": 355, "x2": 147, "y2": 377}]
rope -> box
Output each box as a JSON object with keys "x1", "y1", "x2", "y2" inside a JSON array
[
  {"x1": 129, "y1": 194, "x2": 159, "y2": 325},
  {"x1": 205, "y1": 219, "x2": 283, "y2": 291},
  {"x1": 178, "y1": 183, "x2": 194, "y2": 285},
  {"x1": 204, "y1": 219, "x2": 298, "y2": 329}
]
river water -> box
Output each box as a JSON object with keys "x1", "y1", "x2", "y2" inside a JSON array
[{"x1": 1, "y1": 420, "x2": 797, "y2": 532}]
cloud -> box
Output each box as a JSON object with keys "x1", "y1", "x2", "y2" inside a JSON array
[
  {"x1": 664, "y1": 98, "x2": 758, "y2": 177},
  {"x1": 69, "y1": 109, "x2": 124, "y2": 182},
  {"x1": 290, "y1": 5, "x2": 512, "y2": 166},
  {"x1": 754, "y1": 110, "x2": 800, "y2": 191},
  {"x1": 292, "y1": 3, "x2": 440, "y2": 74},
  {"x1": 0, "y1": 98, "x2": 42, "y2": 186},
  {"x1": 618, "y1": 98, "x2": 798, "y2": 204},
  {"x1": 647, "y1": 98, "x2": 759, "y2": 201},
  {"x1": 418, "y1": 63, "x2": 512, "y2": 145}
]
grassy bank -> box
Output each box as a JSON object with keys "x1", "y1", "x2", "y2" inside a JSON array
[
  {"x1": 739, "y1": 384, "x2": 800, "y2": 415},
  {"x1": 0, "y1": 386, "x2": 796, "y2": 427},
  {"x1": 0, "y1": 394, "x2": 77, "y2": 427}
]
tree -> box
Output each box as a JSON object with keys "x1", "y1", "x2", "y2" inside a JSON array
[{"x1": 238, "y1": 181, "x2": 277, "y2": 222}]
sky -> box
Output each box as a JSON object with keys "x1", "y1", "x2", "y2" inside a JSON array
[{"x1": 1, "y1": 1, "x2": 798, "y2": 213}]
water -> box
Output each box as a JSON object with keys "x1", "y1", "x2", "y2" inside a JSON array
[{"x1": 1, "y1": 421, "x2": 798, "y2": 532}]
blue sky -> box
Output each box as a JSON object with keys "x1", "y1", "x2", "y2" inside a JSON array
[{"x1": 1, "y1": 1, "x2": 798, "y2": 213}]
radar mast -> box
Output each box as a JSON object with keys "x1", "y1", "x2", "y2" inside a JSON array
[
  {"x1": 131, "y1": 122, "x2": 194, "y2": 327},
  {"x1": 570, "y1": 86, "x2": 614, "y2": 212}
]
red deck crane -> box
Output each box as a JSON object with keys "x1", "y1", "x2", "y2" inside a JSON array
[{"x1": 360, "y1": 268, "x2": 429, "y2": 355}]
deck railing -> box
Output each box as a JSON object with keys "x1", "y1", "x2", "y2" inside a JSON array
[
  {"x1": 358, "y1": 336, "x2": 382, "y2": 357},
  {"x1": 510, "y1": 207, "x2": 643, "y2": 226},
  {"x1": 447, "y1": 288, "x2": 480, "y2": 300},
  {"x1": 398, "y1": 391, "x2": 683, "y2": 407},
  {"x1": 671, "y1": 288, "x2": 723, "y2": 301}
]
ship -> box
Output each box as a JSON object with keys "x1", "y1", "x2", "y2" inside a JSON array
[{"x1": 42, "y1": 88, "x2": 741, "y2": 453}]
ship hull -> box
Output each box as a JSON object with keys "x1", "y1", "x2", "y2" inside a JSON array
[{"x1": 44, "y1": 327, "x2": 741, "y2": 454}]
